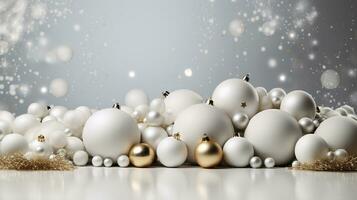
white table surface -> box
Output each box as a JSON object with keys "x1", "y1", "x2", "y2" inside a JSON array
[{"x1": 0, "y1": 167, "x2": 356, "y2": 200}]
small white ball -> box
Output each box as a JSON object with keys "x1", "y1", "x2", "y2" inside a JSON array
[
  {"x1": 298, "y1": 117, "x2": 315, "y2": 133},
  {"x1": 292, "y1": 160, "x2": 300, "y2": 168},
  {"x1": 92, "y1": 155, "x2": 103, "y2": 167},
  {"x1": 13, "y1": 114, "x2": 41, "y2": 135},
  {"x1": 264, "y1": 157, "x2": 275, "y2": 168},
  {"x1": 142, "y1": 127, "x2": 168, "y2": 150},
  {"x1": 117, "y1": 155, "x2": 130, "y2": 167},
  {"x1": 73, "y1": 150, "x2": 89, "y2": 166},
  {"x1": 0, "y1": 133, "x2": 28, "y2": 154},
  {"x1": 157, "y1": 135, "x2": 188, "y2": 167},
  {"x1": 326, "y1": 151, "x2": 335, "y2": 160},
  {"x1": 334, "y1": 149, "x2": 348, "y2": 161},
  {"x1": 268, "y1": 88, "x2": 286, "y2": 108},
  {"x1": 166, "y1": 124, "x2": 174, "y2": 136},
  {"x1": 65, "y1": 136, "x2": 85, "y2": 157},
  {"x1": 42, "y1": 115, "x2": 57, "y2": 123},
  {"x1": 0, "y1": 111, "x2": 15, "y2": 124},
  {"x1": 250, "y1": 156, "x2": 262, "y2": 168},
  {"x1": 232, "y1": 113, "x2": 249, "y2": 130},
  {"x1": 145, "y1": 111, "x2": 164, "y2": 126},
  {"x1": 27, "y1": 103, "x2": 49, "y2": 118},
  {"x1": 280, "y1": 90, "x2": 316, "y2": 120},
  {"x1": 150, "y1": 98, "x2": 166, "y2": 114},
  {"x1": 103, "y1": 158, "x2": 113, "y2": 167},
  {"x1": 0, "y1": 120, "x2": 11, "y2": 139},
  {"x1": 125, "y1": 89, "x2": 149, "y2": 108},
  {"x1": 295, "y1": 134, "x2": 329, "y2": 163},
  {"x1": 223, "y1": 137, "x2": 254, "y2": 167},
  {"x1": 49, "y1": 106, "x2": 68, "y2": 120},
  {"x1": 48, "y1": 130, "x2": 67, "y2": 149}
]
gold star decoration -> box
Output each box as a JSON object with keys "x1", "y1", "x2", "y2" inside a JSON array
[{"x1": 241, "y1": 101, "x2": 247, "y2": 108}]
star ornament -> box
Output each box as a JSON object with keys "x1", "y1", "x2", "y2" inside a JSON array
[{"x1": 241, "y1": 101, "x2": 247, "y2": 108}]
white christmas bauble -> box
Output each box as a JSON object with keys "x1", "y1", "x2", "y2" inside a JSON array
[
  {"x1": 245, "y1": 109, "x2": 302, "y2": 165},
  {"x1": 145, "y1": 111, "x2": 164, "y2": 126},
  {"x1": 223, "y1": 137, "x2": 254, "y2": 167},
  {"x1": 65, "y1": 136, "x2": 85, "y2": 157},
  {"x1": 0, "y1": 111, "x2": 15, "y2": 124},
  {"x1": 150, "y1": 98, "x2": 166, "y2": 114},
  {"x1": 120, "y1": 106, "x2": 134, "y2": 115},
  {"x1": 29, "y1": 140, "x2": 53, "y2": 157},
  {"x1": 92, "y1": 155, "x2": 103, "y2": 167},
  {"x1": 125, "y1": 89, "x2": 149, "y2": 108},
  {"x1": 294, "y1": 134, "x2": 329, "y2": 163},
  {"x1": 13, "y1": 114, "x2": 41, "y2": 135},
  {"x1": 76, "y1": 106, "x2": 92, "y2": 121},
  {"x1": 256, "y1": 87, "x2": 268, "y2": 98},
  {"x1": 334, "y1": 149, "x2": 348, "y2": 161},
  {"x1": 264, "y1": 157, "x2": 275, "y2": 168},
  {"x1": 157, "y1": 135, "x2": 188, "y2": 167},
  {"x1": 25, "y1": 120, "x2": 66, "y2": 143},
  {"x1": 49, "y1": 106, "x2": 68, "y2": 120},
  {"x1": 250, "y1": 156, "x2": 262, "y2": 168},
  {"x1": 73, "y1": 150, "x2": 89, "y2": 166},
  {"x1": 27, "y1": 103, "x2": 49, "y2": 118},
  {"x1": 103, "y1": 158, "x2": 113, "y2": 167},
  {"x1": 298, "y1": 117, "x2": 315, "y2": 133},
  {"x1": 315, "y1": 116, "x2": 357, "y2": 154},
  {"x1": 142, "y1": 127, "x2": 168, "y2": 150},
  {"x1": 0, "y1": 120, "x2": 11, "y2": 139},
  {"x1": 335, "y1": 108, "x2": 348, "y2": 116},
  {"x1": 42, "y1": 115, "x2": 57, "y2": 123},
  {"x1": 259, "y1": 95, "x2": 274, "y2": 111},
  {"x1": 0, "y1": 133, "x2": 28, "y2": 154},
  {"x1": 268, "y1": 88, "x2": 286, "y2": 108},
  {"x1": 63, "y1": 110, "x2": 86, "y2": 137},
  {"x1": 280, "y1": 90, "x2": 316, "y2": 120},
  {"x1": 173, "y1": 103, "x2": 234, "y2": 162},
  {"x1": 48, "y1": 130, "x2": 67, "y2": 149},
  {"x1": 164, "y1": 89, "x2": 203, "y2": 120},
  {"x1": 232, "y1": 113, "x2": 249, "y2": 130},
  {"x1": 82, "y1": 108, "x2": 140, "y2": 160},
  {"x1": 117, "y1": 155, "x2": 130, "y2": 167},
  {"x1": 341, "y1": 105, "x2": 355, "y2": 114},
  {"x1": 212, "y1": 79, "x2": 259, "y2": 118}
]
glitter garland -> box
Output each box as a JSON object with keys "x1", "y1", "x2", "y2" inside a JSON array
[{"x1": 292, "y1": 155, "x2": 357, "y2": 171}]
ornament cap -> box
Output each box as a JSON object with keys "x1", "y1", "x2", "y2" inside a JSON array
[
  {"x1": 206, "y1": 98, "x2": 214, "y2": 106},
  {"x1": 37, "y1": 135, "x2": 45, "y2": 142},
  {"x1": 173, "y1": 132, "x2": 181, "y2": 140},
  {"x1": 47, "y1": 105, "x2": 51, "y2": 110},
  {"x1": 162, "y1": 91, "x2": 170, "y2": 98},
  {"x1": 201, "y1": 134, "x2": 210, "y2": 142},
  {"x1": 242, "y1": 74, "x2": 250, "y2": 82},
  {"x1": 112, "y1": 103, "x2": 121, "y2": 109}
]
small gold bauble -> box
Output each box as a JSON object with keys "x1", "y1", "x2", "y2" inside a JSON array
[
  {"x1": 194, "y1": 134, "x2": 223, "y2": 168},
  {"x1": 129, "y1": 143, "x2": 155, "y2": 167}
]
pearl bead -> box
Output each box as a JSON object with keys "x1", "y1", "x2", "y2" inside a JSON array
[
  {"x1": 232, "y1": 112, "x2": 249, "y2": 130},
  {"x1": 166, "y1": 124, "x2": 174, "y2": 136},
  {"x1": 103, "y1": 158, "x2": 113, "y2": 167},
  {"x1": 292, "y1": 160, "x2": 300, "y2": 168},
  {"x1": 145, "y1": 111, "x2": 164, "y2": 126},
  {"x1": 250, "y1": 156, "x2": 262, "y2": 168},
  {"x1": 334, "y1": 149, "x2": 348, "y2": 161},
  {"x1": 73, "y1": 150, "x2": 89, "y2": 166},
  {"x1": 131, "y1": 110, "x2": 144, "y2": 122},
  {"x1": 326, "y1": 151, "x2": 335, "y2": 160},
  {"x1": 117, "y1": 155, "x2": 130, "y2": 167},
  {"x1": 298, "y1": 117, "x2": 315, "y2": 133},
  {"x1": 92, "y1": 155, "x2": 103, "y2": 167},
  {"x1": 313, "y1": 119, "x2": 320, "y2": 128},
  {"x1": 264, "y1": 157, "x2": 275, "y2": 168},
  {"x1": 268, "y1": 88, "x2": 286, "y2": 108}
]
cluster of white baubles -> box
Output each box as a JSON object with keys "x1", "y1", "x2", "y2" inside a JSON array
[{"x1": 0, "y1": 77, "x2": 356, "y2": 168}]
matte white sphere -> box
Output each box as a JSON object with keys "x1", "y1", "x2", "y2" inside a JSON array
[
  {"x1": 250, "y1": 156, "x2": 262, "y2": 168},
  {"x1": 256, "y1": 87, "x2": 268, "y2": 98},
  {"x1": 48, "y1": 130, "x2": 67, "y2": 149},
  {"x1": 259, "y1": 95, "x2": 274, "y2": 111},
  {"x1": 25, "y1": 120, "x2": 66, "y2": 143},
  {"x1": 117, "y1": 155, "x2": 130, "y2": 167},
  {"x1": 63, "y1": 110, "x2": 86, "y2": 137},
  {"x1": 73, "y1": 150, "x2": 89, "y2": 166},
  {"x1": 145, "y1": 111, "x2": 164, "y2": 126},
  {"x1": 245, "y1": 109, "x2": 302, "y2": 165},
  {"x1": 150, "y1": 98, "x2": 166, "y2": 114},
  {"x1": 294, "y1": 134, "x2": 329, "y2": 163},
  {"x1": 92, "y1": 155, "x2": 103, "y2": 167},
  {"x1": 49, "y1": 106, "x2": 68, "y2": 120},
  {"x1": 268, "y1": 88, "x2": 286, "y2": 108},
  {"x1": 76, "y1": 106, "x2": 92, "y2": 122},
  {"x1": 298, "y1": 117, "x2": 315, "y2": 133},
  {"x1": 315, "y1": 116, "x2": 357, "y2": 154},
  {"x1": 164, "y1": 89, "x2": 203, "y2": 120},
  {"x1": 212, "y1": 79, "x2": 259, "y2": 118},
  {"x1": 135, "y1": 104, "x2": 150, "y2": 116},
  {"x1": 142, "y1": 127, "x2": 168, "y2": 150},
  {"x1": 29, "y1": 140, "x2": 53, "y2": 157},
  {"x1": 280, "y1": 90, "x2": 316, "y2": 120},
  {"x1": 82, "y1": 108, "x2": 140, "y2": 160},
  {"x1": 232, "y1": 113, "x2": 249, "y2": 130},
  {"x1": 334, "y1": 149, "x2": 348, "y2": 161},
  {"x1": 157, "y1": 136, "x2": 188, "y2": 167},
  {"x1": 341, "y1": 105, "x2": 355, "y2": 114},
  {"x1": 223, "y1": 137, "x2": 254, "y2": 167},
  {"x1": 0, "y1": 120, "x2": 11, "y2": 139},
  {"x1": 65, "y1": 136, "x2": 85, "y2": 157},
  {"x1": 27, "y1": 103, "x2": 49, "y2": 118},
  {"x1": 42, "y1": 115, "x2": 57, "y2": 123},
  {"x1": 173, "y1": 103, "x2": 234, "y2": 162},
  {"x1": 0, "y1": 111, "x2": 15, "y2": 124},
  {"x1": 13, "y1": 114, "x2": 40, "y2": 135},
  {"x1": 0, "y1": 133, "x2": 28, "y2": 154},
  {"x1": 264, "y1": 157, "x2": 275, "y2": 168},
  {"x1": 292, "y1": 160, "x2": 300, "y2": 168},
  {"x1": 125, "y1": 89, "x2": 149, "y2": 108},
  {"x1": 104, "y1": 158, "x2": 113, "y2": 167}
]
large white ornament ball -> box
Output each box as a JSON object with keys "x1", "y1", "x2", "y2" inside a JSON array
[
  {"x1": 268, "y1": 88, "x2": 286, "y2": 108},
  {"x1": 164, "y1": 89, "x2": 203, "y2": 120},
  {"x1": 0, "y1": 120, "x2": 11, "y2": 140},
  {"x1": 117, "y1": 155, "x2": 130, "y2": 167},
  {"x1": 245, "y1": 109, "x2": 302, "y2": 165},
  {"x1": 49, "y1": 106, "x2": 68, "y2": 120},
  {"x1": 0, "y1": 111, "x2": 15, "y2": 124},
  {"x1": 315, "y1": 116, "x2": 357, "y2": 154},
  {"x1": 212, "y1": 79, "x2": 259, "y2": 118},
  {"x1": 73, "y1": 150, "x2": 89, "y2": 166},
  {"x1": 280, "y1": 90, "x2": 316, "y2": 120},
  {"x1": 27, "y1": 103, "x2": 49, "y2": 118},
  {"x1": 13, "y1": 114, "x2": 40, "y2": 135},
  {"x1": 157, "y1": 136, "x2": 188, "y2": 167},
  {"x1": 0, "y1": 133, "x2": 28, "y2": 154},
  {"x1": 125, "y1": 89, "x2": 149, "y2": 108},
  {"x1": 150, "y1": 98, "x2": 166, "y2": 114},
  {"x1": 173, "y1": 103, "x2": 234, "y2": 162},
  {"x1": 142, "y1": 127, "x2": 168, "y2": 150},
  {"x1": 82, "y1": 108, "x2": 140, "y2": 160},
  {"x1": 294, "y1": 134, "x2": 329, "y2": 163},
  {"x1": 65, "y1": 136, "x2": 85, "y2": 157},
  {"x1": 223, "y1": 137, "x2": 254, "y2": 167}
]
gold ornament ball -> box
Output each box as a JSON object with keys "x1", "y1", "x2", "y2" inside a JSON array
[
  {"x1": 129, "y1": 143, "x2": 155, "y2": 167},
  {"x1": 194, "y1": 134, "x2": 223, "y2": 168}
]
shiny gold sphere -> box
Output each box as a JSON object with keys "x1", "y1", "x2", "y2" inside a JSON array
[
  {"x1": 129, "y1": 143, "x2": 155, "y2": 167},
  {"x1": 194, "y1": 134, "x2": 223, "y2": 168}
]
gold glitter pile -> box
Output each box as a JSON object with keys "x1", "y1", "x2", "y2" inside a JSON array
[
  {"x1": 0, "y1": 153, "x2": 74, "y2": 171},
  {"x1": 293, "y1": 156, "x2": 357, "y2": 171}
]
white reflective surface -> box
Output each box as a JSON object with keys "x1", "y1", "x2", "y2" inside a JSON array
[{"x1": 0, "y1": 167, "x2": 356, "y2": 200}]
